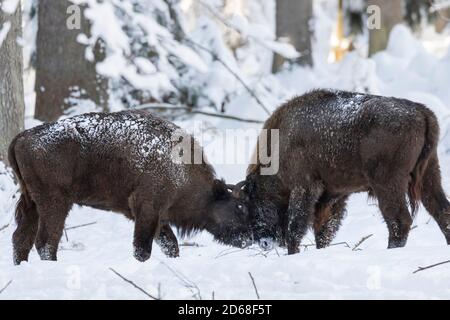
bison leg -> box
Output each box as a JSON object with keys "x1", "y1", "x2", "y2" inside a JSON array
[
  {"x1": 156, "y1": 224, "x2": 179, "y2": 258},
  {"x1": 374, "y1": 184, "x2": 412, "y2": 249},
  {"x1": 34, "y1": 197, "x2": 71, "y2": 261},
  {"x1": 314, "y1": 195, "x2": 348, "y2": 249},
  {"x1": 12, "y1": 195, "x2": 39, "y2": 265},
  {"x1": 421, "y1": 155, "x2": 450, "y2": 244},
  {"x1": 131, "y1": 198, "x2": 160, "y2": 262},
  {"x1": 287, "y1": 184, "x2": 323, "y2": 255}
]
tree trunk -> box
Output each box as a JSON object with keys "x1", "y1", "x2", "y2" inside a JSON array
[
  {"x1": 272, "y1": 0, "x2": 313, "y2": 72},
  {"x1": 0, "y1": 4, "x2": 24, "y2": 164},
  {"x1": 368, "y1": 0, "x2": 403, "y2": 56},
  {"x1": 35, "y1": 0, "x2": 107, "y2": 122},
  {"x1": 435, "y1": 6, "x2": 450, "y2": 33}
]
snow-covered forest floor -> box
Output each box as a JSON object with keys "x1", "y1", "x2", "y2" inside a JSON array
[{"x1": 2, "y1": 2, "x2": 450, "y2": 299}]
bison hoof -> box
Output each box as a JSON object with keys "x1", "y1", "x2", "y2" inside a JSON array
[
  {"x1": 134, "y1": 247, "x2": 151, "y2": 262},
  {"x1": 387, "y1": 239, "x2": 407, "y2": 249},
  {"x1": 37, "y1": 244, "x2": 57, "y2": 261},
  {"x1": 287, "y1": 243, "x2": 300, "y2": 255},
  {"x1": 162, "y1": 246, "x2": 179, "y2": 258},
  {"x1": 13, "y1": 251, "x2": 27, "y2": 266}
]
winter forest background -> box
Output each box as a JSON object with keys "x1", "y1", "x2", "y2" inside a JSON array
[{"x1": 1, "y1": 0, "x2": 450, "y2": 299}]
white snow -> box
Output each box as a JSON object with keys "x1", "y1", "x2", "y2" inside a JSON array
[
  {"x1": 0, "y1": 21, "x2": 11, "y2": 48},
  {"x1": 0, "y1": 0, "x2": 19, "y2": 14}
]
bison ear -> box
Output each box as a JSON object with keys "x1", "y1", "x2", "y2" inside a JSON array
[{"x1": 212, "y1": 179, "x2": 230, "y2": 200}]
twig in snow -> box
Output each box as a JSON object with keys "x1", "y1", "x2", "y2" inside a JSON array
[
  {"x1": 248, "y1": 272, "x2": 260, "y2": 300},
  {"x1": 352, "y1": 234, "x2": 373, "y2": 251},
  {"x1": 299, "y1": 238, "x2": 316, "y2": 251},
  {"x1": 64, "y1": 228, "x2": 69, "y2": 242},
  {"x1": 248, "y1": 247, "x2": 270, "y2": 258},
  {"x1": 179, "y1": 242, "x2": 203, "y2": 247},
  {"x1": 135, "y1": 104, "x2": 264, "y2": 124},
  {"x1": 109, "y1": 268, "x2": 158, "y2": 300},
  {"x1": 274, "y1": 246, "x2": 280, "y2": 257},
  {"x1": 0, "y1": 224, "x2": 9, "y2": 232},
  {"x1": 157, "y1": 283, "x2": 162, "y2": 300},
  {"x1": 0, "y1": 280, "x2": 12, "y2": 295},
  {"x1": 214, "y1": 248, "x2": 243, "y2": 259},
  {"x1": 65, "y1": 221, "x2": 97, "y2": 231},
  {"x1": 212, "y1": 291, "x2": 215, "y2": 300},
  {"x1": 413, "y1": 259, "x2": 450, "y2": 274},
  {"x1": 160, "y1": 261, "x2": 202, "y2": 300},
  {"x1": 300, "y1": 241, "x2": 351, "y2": 252},
  {"x1": 330, "y1": 241, "x2": 351, "y2": 248}
]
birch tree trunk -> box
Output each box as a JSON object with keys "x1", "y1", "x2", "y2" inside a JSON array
[
  {"x1": 273, "y1": 0, "x2": 313, "y2": 72},
  {"x1": 34, "y1": 0, "x2": 107, "y2": 122},
  {"x1": 0, "y1": 3, "x2": 24, "y2": 164}
]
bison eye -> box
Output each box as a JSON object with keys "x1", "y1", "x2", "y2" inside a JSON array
[{"x1": 237, "y1": 204, "x2": 244, "y2": 211}]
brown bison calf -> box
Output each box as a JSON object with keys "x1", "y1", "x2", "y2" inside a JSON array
[
  {"x1": 237, "y1": 89, "x2": 450, "y2": 254},
  {"x1": 9, "y1": 110, "x2": 251, "y2": 264}
]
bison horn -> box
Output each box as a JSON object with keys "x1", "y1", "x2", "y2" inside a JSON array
[
  {"x1": 235, "y1": 180, "x2": 247, "y2": 190},
  {"x1": 225, "y1": 181, "x2": 247, "y2": 198}
]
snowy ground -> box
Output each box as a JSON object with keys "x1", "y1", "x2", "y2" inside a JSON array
[
  {"x1": 2, "y1": 14, "x2": 450, "y2": 299},
  {"x1": 2, "y1": 177, "x2": 450, "y2": 299}
]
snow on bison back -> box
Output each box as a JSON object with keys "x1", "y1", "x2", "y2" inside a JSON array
[
  {"x1": 241, "y1": 89, "x2": 450, "y2": 254},
  {"x1": 8, "y1": 110, "x2": 251, "y2": 265}
]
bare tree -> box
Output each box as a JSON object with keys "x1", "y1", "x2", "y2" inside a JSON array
[
  {"x1": 272, "y1": 0, "x2": 313, "y2": 72},
  {"x1": 35, "y1": 0, "x2": 107, "y2": 122},
  {"x1": 368, "y1": 0, "x2": 404, "y2": 56},
  {"x1": 0, "y1": 2, "x2": 24, "y2": 164}
]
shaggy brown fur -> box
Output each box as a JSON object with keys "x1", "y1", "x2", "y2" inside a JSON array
[
  {"x1": 9, "y1": 110, "x2": 251, "y2": 264},
  {"x1": 243, "y1": 89, "x2": 450, "y2": 254}
]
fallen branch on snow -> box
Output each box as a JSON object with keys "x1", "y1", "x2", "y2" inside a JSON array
[
  {"x1": 179, "y1": 242, "x2": 203, "y2": 247},
  {"x1": 214, "y1": 248, "x2": 244, "y2": 259},
  {"x1": 0, "y1": 280, "x2": 12, "y2": 295},
  {"x1": 0, "y1": 224, "x2": 9, "y2": 232},
  {"x1": 413, "y1": 259, "x2": 450, "y2": 274},
  {"x1": 330, "y1": 241, "x2": 351, "y2": 248},
  {"x1": 352, "y1": 234, "x2": 373, "y2": 251},
  {"x1": 248, "y1": 272, "x2": 261, "y2": 300},
  {"x1": 109, "y1": 268, "x2": 158, "y2": 300},
  {"x1": 65, "y1": 221, "x2": 97, "y2": 231},
  {"x1": 302, "y1": 241, "x2": 350, "y2": 251},
  {"x1": 160, "y1": 261, "x2": 202, "y2": 300}
]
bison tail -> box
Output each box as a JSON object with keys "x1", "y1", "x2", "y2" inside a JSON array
[
  {"x1": 408, "y1": 107, "x2": 439, "y2": 216},
  {"x1": 8, "y1": 134, "x2": 34, "y2": 224}
]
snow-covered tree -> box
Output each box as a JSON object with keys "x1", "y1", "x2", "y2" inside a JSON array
[
  {"x1": 67, "y1": 0, "x2": 298, "y2": 114},
  {"x1": 34, "y1": 0, "x2": 108, "y2": 122}
]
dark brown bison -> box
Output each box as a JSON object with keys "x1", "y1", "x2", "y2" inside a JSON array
[
  {"x1": 235, "y1": 89, "x2": 450, "y2": 254},
  {"x1": 9, "y1": 110, "x2": 251, "y2": 265}
]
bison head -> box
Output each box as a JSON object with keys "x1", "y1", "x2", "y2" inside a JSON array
[
  {"x1": 206, "y1": 179, "x2": 253, "y2": 248},
  {"x1": 238, "y1": 175, "x2": 282, "y2": 251}
]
